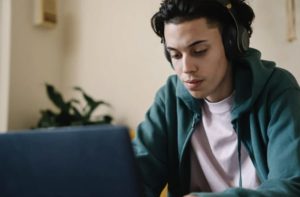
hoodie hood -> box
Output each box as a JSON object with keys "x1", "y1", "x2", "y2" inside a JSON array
[{"x1": 231, "y1": 48, "x2": 275, "y2": 120}]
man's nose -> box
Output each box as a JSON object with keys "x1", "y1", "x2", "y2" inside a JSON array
[{"x1": 182, "y1": 56, "x2": 198, "y2": 73}]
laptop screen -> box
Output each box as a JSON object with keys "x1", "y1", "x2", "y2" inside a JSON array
[{"x1": 0, "y1": 125, "x2": 142, "y2": 197}]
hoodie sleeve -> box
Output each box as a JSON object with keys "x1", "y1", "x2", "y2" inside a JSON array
[
  {"x1": 189, "y1": 88, "x2": 300, "y2": 197},
  {"x1": 132, "y1": 85, "x2": 169, "y2": 197}
]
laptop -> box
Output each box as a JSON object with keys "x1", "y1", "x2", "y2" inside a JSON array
[{"x1": 0, "y1": 125, "x2": 142, "y2": 197}]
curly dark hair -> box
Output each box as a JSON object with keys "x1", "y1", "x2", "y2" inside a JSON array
[{"x1": 151, "y1": 0, "x2": 255, "y2": 42}]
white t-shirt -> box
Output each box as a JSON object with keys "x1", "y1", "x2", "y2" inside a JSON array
[{"x1": 190, "y1": 93, "x2": 260, "y2": 192}]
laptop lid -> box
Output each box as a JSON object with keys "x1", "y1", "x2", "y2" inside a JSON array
[{"x1": 0, "y1": 125, "x2": 142, "y2": 197}]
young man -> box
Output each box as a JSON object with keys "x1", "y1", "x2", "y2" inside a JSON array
[{"x1": 133, "y1": 0, "x2": 300, "y2": 196}]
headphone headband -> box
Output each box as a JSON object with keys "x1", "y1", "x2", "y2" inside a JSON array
[{"x1": 215, "y1": 0, "x2": 232, "y2": 8}]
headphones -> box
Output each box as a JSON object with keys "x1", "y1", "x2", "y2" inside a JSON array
[
  {"x1": 164, "y1": 0, "x2": 250, "y2": 63},
  {"x1": 217, "y1": 0, "x2": 249, "y2": 59}
]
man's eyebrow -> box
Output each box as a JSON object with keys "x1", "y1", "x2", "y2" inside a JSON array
[
  {"x1": 188, "y1": 40, "x2": 207, "y2": 47},
  {"x1": 166, "y1": 40, "x2": 207, "y2": 51}
]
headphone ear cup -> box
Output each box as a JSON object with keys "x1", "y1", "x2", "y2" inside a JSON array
[
  {"x1": 222, "y1": 25, "x2": 237, "y2": 60},
  {"x1": 222, "y1": 24, "x2": 249, "y2": 60},
  {"x1": 237, "y1": 25, "x2": 250, "y2": 53}
]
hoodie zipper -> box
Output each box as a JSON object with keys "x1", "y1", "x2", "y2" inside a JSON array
[
  {"x1": 179, "y1": 113, "x2": 201, "y2": 194},
  {"x1": 233, "y1": 120, "x2": 243, "y2": 188},
  {"x1": 179, "y1": 113, "x2": 201, "y2": 163}
]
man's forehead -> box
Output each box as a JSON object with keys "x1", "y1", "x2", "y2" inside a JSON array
[{"x1": 164, "y1": 18, "x2": 219, "y2": 48}]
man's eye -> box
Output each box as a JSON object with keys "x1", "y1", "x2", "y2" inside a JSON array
[
  {"x1": 193, "y1": 49, "x2": 207, "y2": 56},
  {"x1": 170, "y1": 53, "x2": 181, "y2": 59}
]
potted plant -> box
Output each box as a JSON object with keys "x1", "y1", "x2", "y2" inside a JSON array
[{"x1": 36, "y1": 83, "x2": 113, "y2": 128}]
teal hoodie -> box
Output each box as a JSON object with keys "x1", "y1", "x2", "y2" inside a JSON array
[{"x1": 133, "y1": 48, "x2": 300, "y2": 197}]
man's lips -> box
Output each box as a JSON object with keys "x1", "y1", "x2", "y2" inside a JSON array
[{"x1": 184, "y1": 79, "x2": 204, "y2": 90}]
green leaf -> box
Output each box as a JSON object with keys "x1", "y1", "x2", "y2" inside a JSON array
[
  {"x1": 74, "y1": 86, "x2": 110, "y2": 107},
  {"x1": 74, "y1": 86, "x2": 111, "y2": 119},
  {"x1": 46, "y1": 83, "x2": 69, "y2": 112}
]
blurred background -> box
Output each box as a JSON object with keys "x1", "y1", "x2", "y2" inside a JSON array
[{"x1": 0, "y1": 0, "x2": 299, "y2": 132}]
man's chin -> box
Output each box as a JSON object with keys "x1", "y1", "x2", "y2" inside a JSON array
[{"x1": 188, "y1": 91, "x2": 206, "y2": 99}]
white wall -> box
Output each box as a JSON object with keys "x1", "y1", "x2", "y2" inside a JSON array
[
  {"x1": 7, "y1": 0, "x2": 64, "y2": 130},
  {"x1": 250, "y1": 0, "x2": 300, "y2": 79},
  {"x1": 0, "y1": 0, "x2": 11, "y2": 131},
  {"x1": 61, "y1": 0, "x2": 172, "y2": 129}
]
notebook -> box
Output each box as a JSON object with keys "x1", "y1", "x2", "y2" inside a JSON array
[{"x1": 0, "y1": 125, "x2": 142, "y2": 197}]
